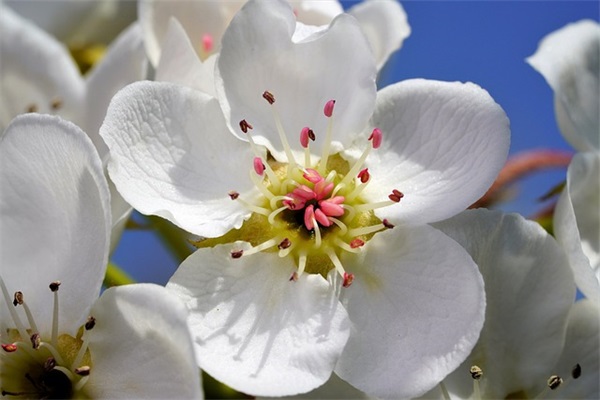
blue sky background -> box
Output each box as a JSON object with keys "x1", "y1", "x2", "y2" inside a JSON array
[{"x1": 112, "y1": 1, "x2": 600, "y2": 285}]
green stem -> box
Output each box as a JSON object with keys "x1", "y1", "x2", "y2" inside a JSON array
[{"x1": 147, "y1": 216, "x2": 194, "y2": 263}]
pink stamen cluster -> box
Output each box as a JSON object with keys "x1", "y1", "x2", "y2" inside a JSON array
[{"x1": 283, "y1": 169, "x2": 345, "y2": 230}]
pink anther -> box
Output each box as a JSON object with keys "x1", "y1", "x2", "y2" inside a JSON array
[
  {"x1": 319, "y1": 196, "x2": 345, "y2": 217},
  {"x1": 350, "y1": 238, "x2": 365, "y2": 248},
  {"x1": 368, "y1": 128, "x2": 382, "y2": 149},
  {"x1": 314, "y1": 208, "x2": 332, "y2": 227},
  {"x1": 253, "y1": 157, "x2": 265, "y2": 176},
  {"x1": 324, "y1": 100, "x2": 336, "y2": 117},
  {"x1": 313, "y1": 180, "x2": 334, "y2": 200},
  {"x1": 357, "y1": 168, "x2": 370, "y2": 183},
  {"x1": 303, "y1": 168, "x2": 323, "y2": 184},
  {"x1": 202, "y1": 34, "x2": 214, "y2": 53},
  {"x1": 304, "y1": 205, "x2": 316, "y2": 230},
  {"x1": 342, "y1": 272, "x2": 354, "y2": 288}
]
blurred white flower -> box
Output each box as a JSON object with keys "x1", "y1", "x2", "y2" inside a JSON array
[
  {"x1": 421, "y1": 209, "x2": 598, "y2": 399},
  {"x1": 0, "y1": 114, "x2": 202, "y2": 399},
  {"x1": 0, "y1": 6, "x2": 148, "y2": 250},
  {"x1": 101, "y1": 0, "x2": 509, "y2": 397},
  {"x1": 528, "y1": 20, "x2": 600, "y2": 302}
]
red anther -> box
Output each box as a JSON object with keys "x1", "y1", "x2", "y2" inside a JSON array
[
  {"x1": 300, "y1": 127, "x2": 315, "y2": 148},
  {"x1": 278, "y1": 238, "x2": 291, "y2": 250},
  {"x1": 357, "y1": 168, "x2": 370, "y2": 183},
  {"x1": 304, "y1": 205, "x2": 316, "y2": 230},
  {"x1": 388, "y1": 189, "x2": 404, "y2": 203},
  {"x1": 289, "y1": 271, "x2": 299, "y2": 281},
  {"x1": 239, "y1": 119, "x2": 253, "y2": 133},
  {"x1": 303, "y1": 168, "x2": 323, "y2": 184},
  {"x1": 231, "y1": 249, "x2": 244, "y2": 259},
  {"x1": 262, "y1": 91, "x2": 275, "y2": 104},
  {"x1": 342, "y1": 272, "x2": 354, "y2": 288},
  {"x1": 228, "y1": 191, "x2": 240, "y2": 200},
  {"x1": 382, "y1": 219, "x2": 395, "y2": 229},
  {"x1": 2, "y1": 343, "x2": 17, "y2": 352},
  {"x1": 324, "y1": 100, "x2": 336, "y2": 117},
  {"x1": 319, "y1": 197, "x2": 345, "y2": 217},
  {"x1": 368, "y1": 128, "x2": 383, "y2": 149},
  {"x1": 350, "y1": 238, "x2": 365, "y2": 248},
  {"x1": 202, "y1": 33, "x2": 214, "y2": 53},
  {"x1": 49, "y1": 281, "x2": 61, "y2": 292},
  {"x1": 253, "y1": 157, "x2": 265, "y2": 176},
  {"x1": 30, "y1": 333, "x2": 40, "y2": 349},
  {"x1": 314, "y1": 208, "x2": 332, "y2": 227}
]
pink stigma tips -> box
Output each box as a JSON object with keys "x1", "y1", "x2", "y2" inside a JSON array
[
  {"x1": 342, "y1": 272, "x2": 354, "y2": 288},
  {"x1": 357, "y1": 168, "x2": 370, "y2": 183},
  {"x1": 2, "y1": 343, "x2": 17, "y2": 352},
  {"x1": 383, "y1": 219, "x2": 395, "y2": 229},
  {"x1": 239, "y1": 119, "x2": 253, "y2": 133},
  {"x1": 202, "y1": 33, "x2": 214, "y2": 53},
  {"x1": 350, "y1": 238, "x2": 365, "y2": 249},
  {"x1": 253, "y1": 157, "x2": 266, "y2": 176},
  {"x1": 262, "y1": 91, "x2": 275, "y2": 104},
  {"x1": 231, "y1": 249, "x2": 244, "y2": 259},
  {"x1": 303, "y1": 168, "x2": 322, "y2": 184},
  {"x1": 388, "y1": 189, "x2": 404, "y2": 203},
  {"x1": 324, "y1": 100, "x2": 336, "y2": 117},
  {"x1": 228, "y1": 191, "x2": 240, "y2": 200},
  {"x1": 300, "y1": 127, "x2": 315, "y2": 148},
  {"x1": 368, "y1": 128, "x2": 382, "y2": 149}
]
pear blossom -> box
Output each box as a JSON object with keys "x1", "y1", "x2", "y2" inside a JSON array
[
  {"x1": 0, "y1": 114, "x2": 202, "y2": 399},
  {"x1": 100, "y1": 0, "x2": 509, "y2": 397},
  {"x1": 0, "y1": 5, "x2": 148, "y2": 250},
  {"x1": 421, "y1": 209, "x2": 598, "y2": 399},
  {"x1": 527, "y1": 20, "x2": 600, "y2": 302},
  {"x1": 139, "y1": 0, "x2": 410, "y2": 80}
]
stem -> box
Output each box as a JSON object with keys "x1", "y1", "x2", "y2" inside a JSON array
[
  {"x1": 103, "y1": 262, "x2": 136, "y2": 287},
  {"x1": 147, "y1": 215, "x2": 194, "y2": 263}
]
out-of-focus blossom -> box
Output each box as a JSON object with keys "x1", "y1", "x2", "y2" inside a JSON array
[
  {"x1": 0, "y1": 5, "x2": 148, "y2": 250},
  {"x1": 422, "y1": 209, "x2": 598, "y2": 399},
  {"x1": 101, "y1": 0, "x2": 509, "y2": 397},
  {"x1": 528, "y1": 20, "x2": 600, "y2": 302},
  {"x1": 139, "y1": 0, "x2": 410, "y2": 76},
  {"x1": 0, "y1": 114, "x2": 202, "y2": 399}
]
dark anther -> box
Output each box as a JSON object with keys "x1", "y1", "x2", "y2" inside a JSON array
[
  {"x1": 547, "y1": 375, "x2": 563, "y2": 390},
  {"x1": 262, "y1": 91, "x2": 275, "y2": 104},
  {"x1": 239, "y1": 119, "x2": 253, "y2": 133},
  {"x1": 307, "y1": 129, "x2": 315, "y2": 141},
  {"x1": 13, "y1": 291, "x2": 23, "y2": 306},
  {"x1": 228, "y1": 191, "x2": 240, "y2": 200},
  {"x1": 85, "y1": 316, "x2": 96, "y2": 331},
  {"x1": 49, "y1": 281, "x2": 61, "y2": 292},
  {"x1": 44, "y1": 357, "x2": 57, "y2": 371},
  {"x1": 30, "y1": 333, "x2": 41, "y2": 349},
  {"x1": 382, "y1": 219, "x2": 395, "y2": 229},
  {"x1": 75, "y1": 366, "x2": 91, "y2": 376},
  {"x1": 26, "y1": 104, "x2": 38, "y2": 113},
  {"x1": 231, "y1": 250, "x2": 244, "y2": 259},
  {"x1": 388, "y1": 189, "x2": 404, "y2": 203},
  {"x1": 50, "y1": 98, "x2": 63, "y2": 111},
  {"x1": 470, "y1": 365, "x2": 483, "y2": 380},
  {"x1": 278, "y1": 238, "x2": 291, "y2": 250}
]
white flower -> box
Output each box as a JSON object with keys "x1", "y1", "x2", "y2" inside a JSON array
[
  {"x1": 0, "y1": 5, "x2": 148, "y2": 250},
  {"x1": 100, "y1": 0, "x2": 509, "y2": 397},
  {"x1": 422, "y1": 209, "x2": 599, "y2": 399},
  {"x1": 527, "y1": 20, "x2": 600, "y2": 302},
  {"x1": 0, "y1": 114, "x2": 202, "y2": 399},
  {"x1": 140, "y1": 0, "x2": 410, "y2": 76}
]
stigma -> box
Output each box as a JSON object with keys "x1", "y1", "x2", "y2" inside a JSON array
[{"x1": 213, "y1": 91, "x2": 403, "y2": 288}]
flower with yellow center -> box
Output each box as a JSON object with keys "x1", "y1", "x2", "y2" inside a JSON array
[
  {"x1": 100, "y1": 0, "x2": 510, "y2": 397},
  {"x1": 0, "y1": 114, "x2": 201, "y2": 399}
]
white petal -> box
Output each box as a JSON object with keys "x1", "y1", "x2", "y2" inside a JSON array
[
  {"x1": 554, "y1": 152, "x2": 600, "y2": 303},
  {"x1": 290, "y1": 0, "x2": 343, "y2": 25},
  {"x1": 335, "y1": 225, "x2": 485, "y2": 399},
  {"x1": 547, "y1": 299, "x2": 600, "y2": 399},
  {"x1": 0, "y1": 114, "x2": 110, "y2": 336},
  {"x1": 433, "y1": 209, "x2": 577, "y2": 399},
  {"x1": 0, "y1": 5, "x2": 84, "y2": 132},
  {"x1": 138, "y1": 0, "x2": 231, "y2": 66},
  {"x1": 100, "y1": 81, "x2": 256, "y2": 238},
  {"x1": 156, "y1": 17, "x2": 217, "y2": 97},
  {"x1": 84, "y1": 22, "x2": 148, "y2": 158},
  {"x1": 259, "y1": 373, "x2": 371, "y2": 400},
  {"x1": 167, "y1": 244, "x2": 350, "y2": 396},
  {"x1": 216, "y1": 0, "x2": 376, "y2": 161},
  {"x1": 527, "y1": 20, "x2": 600, "y2": 152},
  {"x1": 348, "y1": 0, "x2": 411, "y2": 70},
  {"x1": 361, "y1": 79, "x2": 510, "y2": 225},
  {"x1": 84, "y1": 284, "x2": 203, "y2": 399}
]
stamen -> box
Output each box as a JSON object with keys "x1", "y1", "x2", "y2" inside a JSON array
[
  {"x1": 268, "y1": 205, "x2": 288, "y2": 225},
  {"x1": 325, "y1": 248, "x2": 350, "y2": 285},
  {"x1": 2, "y1": 343, "x2": 17, "y2": 352},
  {"x1": 368, "y1": 128, "x2": 383, "y2": 149},
  {"x1": 350, "y1": 238, "x2": 365, "y2": 248},
  {"x1": 50, "y1": 97, "x2": 63, "y2": 111},
  {"x1": 278, "y1": 238, "x2": 291, "y2": 250},
  {"x1": 263, "y1": 91, "x2": 297, "y2": 167},
  {"x1": 357, "y1": 168, "x2": 370, "y2": 183},
  {"x1": 382, "y1": 219, "x2": 395, "y2": 229},
  {"x1": 547, "y1": 375, "x2": 563, "y2": 390},
  {"x1": 239, "y1": 119, "x2": 253, "y2": 133},
  {"x1": 572, "y1": 363, "x2": 582, "y2": 379},
  {"x1": 14, "y1": 292, "x2": 40, "y2": 335},
  {"x1": 231, "y1": 250, "x2": 244, "y2": 259},
  {"x1": 85, "y1": 316, "x2": 96, "y2": 331},
  {"x1": 318, "y1": 99, "x2": 336, "y2": 175},
  {"x1": 239, "y1": 119, "x2": 281, "y2": 189},
  {"x1": 44, "y1": 357, "x2": 56, "y2": 371},
  {"x1": 388, "y1": 189, "x2": 404, "y2": 203},
  {"x1": 26, "y1": 104, "x2": 38, "y2": 113},
  {"x1": 334, "y1": 238, "x2": 361, "y2": 254},
  {"x1": 50, "y1": 281, "x2": 61, "y2": 348},
  {"x1": 228, "y1": 191, "x2": 240, "y2": 200},
  {"x1": 75, "y1": 366, "x2": 91, "y2": 376},
  {"x1": 30, "y1": 333, "x2": 41, "y2": 349},
  {"x1": 354, "y1": 198, "x2": 397, "y2": 213},
  {"x1": 328, "y1": 217, "x2": 348, "y2": 235},
  {"x1": 439, "y1": 381, "x2": 452, "y2": 400},
  {"x1": 300, "y1": 127, "x2": 315, "y2": 167},
  {"x1": 342, "y1": 272, "x2": 354, "y2": 288},
  {"x1": 337, "y1": 129, "x2": 381, "y2": 189},
  {"x1": 297, "y1": 252, "x2": 307, "y2": 277},
  {"x1": 0, "y1": 276, "x2": 29, "y2": 340},
  {"x1": 242, "y1": 238, "x2": 279, "y2": 257},
  {"x1": 348, "y1": 223, "x2": 387, "y2": 237},
  {"x1": 470, "y1": 365, "x2": 483, "y2": 400},
  {"x1": 235, "y1": 196, "x2": 271, "y2": 216},
  {"x1": 289, "y1": 272, "x2": 298, "y2": 282}
]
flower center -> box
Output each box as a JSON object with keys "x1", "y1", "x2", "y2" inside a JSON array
[
  {"x1": 195, "y1": 91, "x2": 402, "y2": 287},
  {"x1": 0, "y1": 277, "x2": 93, "y2": 399}
]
